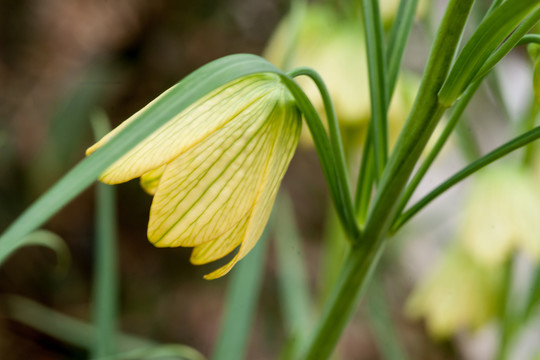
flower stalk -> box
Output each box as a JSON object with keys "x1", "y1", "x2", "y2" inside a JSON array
[
  {"x1": 299, "y1": 0, "x2": 474, "y2": 357},
  {"x1": 287, "y1": 67, "x2": 360, "y2": 241}
]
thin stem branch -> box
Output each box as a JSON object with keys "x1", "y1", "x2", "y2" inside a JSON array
[
  {"x1": 521, "y1": 100, "x2": 540, "y2": 166},
  {"x1": 440, "y1": 0, "x2": 540, "y2": 106},
  {"x1": 517, "y1": 34, "x2": 540, "y2": 47},
  {"x1": 91, "y1": 112, "x2": 118, "y2": 359},
  {"x1": 394, "y1": 124, "x2": 540, "y2": 231},
  {"x1": 496, "y1": 256, "x2": 516, "y2": 360},
  {"x1": 355, "y1": 132, "x2": 375, "y2": 224},
  {"x1": 391, "y1": 80, "x2": 481, "y2": 229},
  {"x1": 298, "y1": 0, "x2": 474, "y2": 358},
  {"x1": 386, "y1": 0, "x2": 420, "y2": 101},
  {"x1": 474, "y1": 6, "x2": 540, "y2": 83},
  {"x1": 288, "y1": 67, "x2": 361, "y2": 241},
  {"x1": 361, "y1": 0, "x2": 389, "y2": 178}
]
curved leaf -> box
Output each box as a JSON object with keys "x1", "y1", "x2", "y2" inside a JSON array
[{"x1": 0, "y1": 54, "x2": 281, "y2": 264}]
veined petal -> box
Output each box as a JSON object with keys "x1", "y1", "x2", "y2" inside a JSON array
[
  {"x1": 89, "y1": 71, "x2": 302, "y2": 279},
  {"x1": 190, "y1": 215, "x2": 248, "y2": 265},
  {"x1": 140, "y1": 165, "x2": 166, "y2": 195},
  {"x1": 86, "y1": 74, "x2": 281, "y2": 184},
  {"x1": 147, "y1": 90, "x2": 284, "y2": 248},
  {"x1": 203, "y1": 95, "x2": 301, "y2": 279}
]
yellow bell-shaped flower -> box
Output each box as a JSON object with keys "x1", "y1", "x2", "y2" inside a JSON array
[{"x1": 87, "y1": 74, "x2": 302, "y2": 279}]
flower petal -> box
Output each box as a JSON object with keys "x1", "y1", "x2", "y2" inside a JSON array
[
  {"x1": 86, "y1": 74, "x2": 281, "y2": 184},
  {"x1": 140, "y1": 165, "x2": 166, "y2": 195},
  {"x1": 202, "y1": 96, "x2": 301, "y2": 279},
  {"x1": 190, "y1": 215, "x2": 248, "y2": 265},
  {"x1": 147, "y1": 88, "x2": 293, "y2": 248}
]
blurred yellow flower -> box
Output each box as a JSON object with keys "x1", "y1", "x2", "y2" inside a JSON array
[
  {"x1": 406, "y1": 245, "x2": 503, "y2": 339},
  {"x1": 87, "y1": 74, "x2": 301, "y2": 279},
  {"x1": 264, "y1": 4, "x2": 418, "y2": 147},
  {"x1": 458, "y1": 165, "x2": 540, "y2": 266}
]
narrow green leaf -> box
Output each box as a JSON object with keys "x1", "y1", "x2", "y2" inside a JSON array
[
  {"x1": 355, "y1": 132, "x2": 375, "y2": 224},
  {"x1": 360, "y1": 0, "x2": 389, "y2": 177},
  {"x1": 523, "y1": 265, "x2": 540, "y2": 322},
  {"x1": 28, "y1": 64, "x2": 114, "y2": 193},
  {"x1": 496, "y1": 256, "x2": 516, "y2": 360},
  {"x1": 488, "y1": 0, "x2": 505, "y2": 12},
  {"x1": 521, "y1": 100, "x2": 540, "y2": 166},
  {"x1": 0, "y1": 54, "x2": 281, "y2": 264},
  {"x1": 0, "y1": 53, "x2": 358, "y2": 271},
  {"x1": 454, "y1": 118, "x2": 482, "y2": 161},
  {"x1": 391, "y1": 0, "x2": 508, "y2": 229},
  {"x1": 299, "y1": 0, "x2": 475, "y2": 357},
  {"x1": 13, "y1": 230, "x2": 71, "y2": 272},
  {"x1": 386, "y1": 0, "x2": 420, "y2": 101},
  {"x1": 90, "y1": 110, "x2": 119, "y2": 359},
  {"x1": 287, "y1": 67, "x2": 360, "y2": 241},
  {"x1": 366, "y1": 274, "x2": 408, "y2": 360},
  {"x1": 98, "y1": 345, "x2": 207, "y2": 360},
  {"x1": 211, "y1": 219, "x2": 271, "y2": 360},
  {"x1": 395, "y1": 125, "x2": 540, "y2": 231},
  {"x1": 392, "y1": 80, "x2": 482, "y2": 229},
  {"x1": 2, "y1": 294, "x2": 205, "y2": 359},
  {"x1": 475, "y1": 7, "x2": 540, "y2": 82},
  {"x1": 274, "y1": 193, "x2": 312, "y2": 357},
  {"x1": 439, "y1": 0, "x2": 540, "y2": 106}
]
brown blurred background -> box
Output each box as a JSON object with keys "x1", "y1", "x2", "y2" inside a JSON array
[
  {"x1": 0, "y1": 0, "x2": 490, "y2": 359},
  {"x1": 0, "y1": 1, "x2": 339, "y2": 359}
]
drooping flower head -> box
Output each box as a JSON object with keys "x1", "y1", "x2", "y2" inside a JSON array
[{"x1": 87, "y1": 74, "x2": 301, "y2": 279}]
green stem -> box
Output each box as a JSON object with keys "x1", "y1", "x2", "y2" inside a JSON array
[
  {"x1": 211, "y1": 220, "x2": 270, "y2": 360},
  {"x1": 394, "y1": 0, "x2": 504, "y2": 203},
  {"x1": 394, "y1": 124, "x2": 540, "y2": 231},
  {"x1": 454, "y1": 118, "x2": 482, "y2": 161},
  {"x1": 366, "y1": 274, "x2": 408, "y2": 360},
  {"x1": 473, "y1": 6, "x2": 540, "y2": 84},
  {"x1": 496, "y1": 256, "x2": 515, "y2": 360},
  {"x1": 355, "y1": 132, "x2": 375, "y2": 224},
  {"x1": 386, "y1": 0, "x2": 420, "y2": 101},
  {"x1": 523, "y1": 265, "x2": 540, "y2": 322},
  {"x1": 298, "y1": 0, "x2": 473, "y2": 358},
  {"x1": 2, "y1": 295, "x2": 206, "y2": 360},
  {"x1": 440, "y1": 0, "x2": 540, "y2": 106},
  {"x1": 518, "y1": 34, "x2": 540, "y2": 46},
  {"x1": 275, "y1": 194, "x2": 313, "y2": 357},
  {"x1": 520, "y1": 99, "x2": 540, "y2": 166},
  {"x1": 91, "y1": 112, "x2": 118, "y2": 358},
  {"x1": 488, "y1": 0, "x2": 505, "y2": 11},
  {"x1": 392, "y1": 80, "x2": 481, "y2": 228},
  {"x1": 360, "y1": 0, "x2": 389, "y2": 178},
  {"x1": 287, "y1": 68, "x2": 360, "y2": 241}
]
